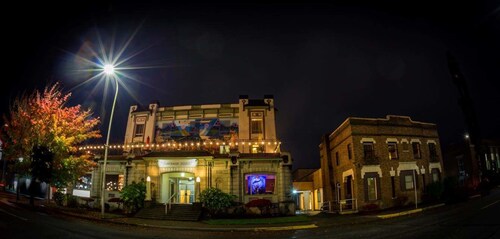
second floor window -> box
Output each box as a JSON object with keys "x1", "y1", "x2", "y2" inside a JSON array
[
  {"x1": 412, "y1": 142, "x2": 421, "y2": 159},
  {"x1": 388, "y1": 142, "x2": 398, "y2": 160},
  {"x1": 134, "y1": 124, "x2": 145, "y2": 137},
  {"x1": 363, "y1": 142, "x2": 375, "y2": 159},
  {"x1": 251, "y1": 119, "x2": 263, "y2": 135},
  {"x1": 347, "y1": 144, "x2": 352, "y2": 160},
  {"x1": 429, "y1": 143, "x2": 438, "y2": 157}
]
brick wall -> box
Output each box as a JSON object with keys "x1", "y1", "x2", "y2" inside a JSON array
[{"x1": 321, "y1": 116, "x2": 444, "y2": 210}]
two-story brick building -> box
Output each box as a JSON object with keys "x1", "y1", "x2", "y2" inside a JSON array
[{"x1": 320, "y1": 115, "x2": 444, "y2": 211}]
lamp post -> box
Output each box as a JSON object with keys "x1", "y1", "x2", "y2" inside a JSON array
[
  {"x1": 413, "y1": 169, "x2": 418, "y2": 209},
  {"x1": 146, "y1": 176, "x2": 151, "y2": 201},
  {"x1": 16, "y1": 157, "x2": 23, "y2": 202},
  {"x1": 0, "y1": 124, "x2": 7, "y2": 189},
  {"x1": 0, "y1": 138, "x2": 4, "y2": 186},
  {"x1": 101, "y1": 64, "x2": 118, "y2": 218}
]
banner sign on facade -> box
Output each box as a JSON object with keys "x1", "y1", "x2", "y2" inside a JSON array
[{"x1": 158, "y1": 159, "x2": 197, "y2": 168}]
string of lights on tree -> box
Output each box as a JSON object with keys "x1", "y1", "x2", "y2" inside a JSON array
[{"x1": 78, "y1": 140, "x2": 282, "y2": 151}]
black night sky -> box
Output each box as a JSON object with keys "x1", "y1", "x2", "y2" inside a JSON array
[{"x1": 1, "y1": 2, "x2": 499, "y2": 169}]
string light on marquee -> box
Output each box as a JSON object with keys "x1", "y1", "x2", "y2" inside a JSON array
[{"x1": 77, "y1": 139, "x2": 282, "y2": 152}]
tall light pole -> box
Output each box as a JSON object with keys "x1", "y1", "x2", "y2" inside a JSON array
[
  {"x1": 0, "y1": 138, "x2": 4, "y2": 186},
  {"x1": 101, "y1": 64, "x2": 118, "y2": 218},
  {"x1": 413, "y1": 169, "x2": 418, "y2": 209}
]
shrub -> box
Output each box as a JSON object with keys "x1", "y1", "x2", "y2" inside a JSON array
[
  {"x1": 424, "y1": 181, "x2": 444, "y2": 202},
  {"x1": 394, "y1": 195, "x2": 408, "y2": 207},
  {"x1": 53, "y1": 191, "x2": 64, "y2": 206},
  {"x1": 66, "y1": 195, "x2": 78, "y2": 208},
  {"x1": 199, "y1": 187, "x2": 236, "y2": 217},
  {"x1": 245, "y1": 199, "x2": 272, "y2": 208},
  {"x1": 120, "y1": 181, "x2": 146, "y2": 213},
  {"x1": 245, "y1": 199, "x2": 273, "y2": 216}
]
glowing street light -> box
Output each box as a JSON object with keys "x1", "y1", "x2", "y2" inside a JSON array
[
  {"x1": 103, "y1": 64, "x2": 115, "y2": 75},
  {"x1": 68, "y1": 26, "x2": 162, "y2": 218}
]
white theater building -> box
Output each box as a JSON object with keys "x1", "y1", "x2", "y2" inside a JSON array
[{"x1": 81, "y1": 95, "x2": 293, "y2": 207}]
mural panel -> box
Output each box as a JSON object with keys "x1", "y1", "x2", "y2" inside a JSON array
[{"x1": 155, "y1": 118, "x2": 238, "y2": 142}]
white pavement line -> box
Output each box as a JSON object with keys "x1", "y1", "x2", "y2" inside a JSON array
[
  {"x1": 0, "y1": 208, "x2": 28, "y2": 221},
  {"x1": 136, "y1": 223, "x2": 318, "y2": 231},
  {"x1": 481, "y1": 200, "x2": 500, "y2": 210},
  {"x1": 377, "y1": 203, "x2": 445, "y2": 219},
  {"x1": 254, "y1": 224, "x2": 318, "y2": 231},
  {"x1": 377, "y1": 209, "x2": 423, "y2": 219}
]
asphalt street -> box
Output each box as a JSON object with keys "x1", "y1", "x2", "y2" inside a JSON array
[{"x1": 1, "y1": 189, "x2": 499, "y2": 239}]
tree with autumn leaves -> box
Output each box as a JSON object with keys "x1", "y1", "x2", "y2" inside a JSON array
[{"x1": 1, "y1": 83, "x2": 100, "y2": 205}]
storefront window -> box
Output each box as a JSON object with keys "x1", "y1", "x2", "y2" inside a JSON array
[
  {"x1": 105, "y1": 174, "x2": 124, "y2": 191},
  {"x1": 75, "y1": 174, "x2": 92, "y2": 190},
  {"x1": 246, "y1": 174, "x2": 275, "y2": 195}
]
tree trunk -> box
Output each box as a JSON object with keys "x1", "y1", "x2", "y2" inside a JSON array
[
  {"x1": 46, "y1": 184, "x2": 51, "y2": 204},
  {"x1": 29, "y1": 178, "x2": 36, "y2": 207},
  {"x1": 16, "y1": 177, "x2": 20, "y2": 202}
]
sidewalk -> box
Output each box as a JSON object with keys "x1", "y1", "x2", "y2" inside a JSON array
[{"x1": 0, "y1": 190, "x2": 447, "y2": 232}]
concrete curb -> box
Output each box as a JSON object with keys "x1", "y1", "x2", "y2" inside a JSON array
[
  {"x1": 134, "y1": 223, "x2": 318, "y2": 232},
  {"x1": 376, "y1": 203, "x2": 445, "y2": 219},
  {"x1": 53, "y1": 210, "x2": 318, "y2": 231}
]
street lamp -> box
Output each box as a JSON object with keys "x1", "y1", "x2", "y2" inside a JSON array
[
  {"x1": 103, "y1": 64, "x2": 115, "y2": 75},
  {"x1": 146, "y1": 176, "x2": 151, "y2": 201},
  {"x1": 100, "y1": 63, "x2": 119, "y2": 218},
  {"x1": 16, "y1": 157, "x2": 23, "y2": 202},
  {"x1": 0, "y1": 124, "x2": 7, "y2": 189}
]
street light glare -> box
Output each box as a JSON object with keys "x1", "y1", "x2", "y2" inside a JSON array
[{"x1": 103, "y1": 64, "x2": 115, "y2": 75}]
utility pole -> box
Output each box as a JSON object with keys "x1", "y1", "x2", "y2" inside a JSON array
[
  {"x1": 413, "y1": 169, "x2": 418, "y2": 209},
  {"x1": 0, "y1": 139, "x2": 4, "y2": 181},
  {"x1": 447, "y1": 52, "x2": 484, "y2": 186}
]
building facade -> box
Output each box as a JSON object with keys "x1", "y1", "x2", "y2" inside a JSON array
[
  {"x1": 292, "y1": 168, "x2": 323, "y2": 211},
  {"x1": 320, "y1": 115, "x2": 444, "y2": 211},
  {"x1": 83, "y1": 96, "x2": 293, "y2": 206},
  {"x1": 443, "y1": 139, "x2": 500, "y2": 188}
]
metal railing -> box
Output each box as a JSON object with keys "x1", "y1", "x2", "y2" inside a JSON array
[
  {"x1": 322, "y1": 198, "x2": 358, "y2": 213},
  {"x1": 165, "y1": 193, "x2": 177, "y2": 215},
  {"x1": 338, "y1": 198, "x2": 357, "y2": 213}
]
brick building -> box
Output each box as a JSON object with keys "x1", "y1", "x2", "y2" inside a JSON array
[
  {"x1": 320, "y1": 115, "x2": 444, "y2": 211},
  {"x1": 443, "y1": 139, "x2": 500, "y2": 187},
  {"x1": 292, "y1": 168, "x2": 323, "y2": 210}
]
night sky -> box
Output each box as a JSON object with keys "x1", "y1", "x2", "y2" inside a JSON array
[{"x1": 1, "y1": 2, "x2": 499, "y2": 169}]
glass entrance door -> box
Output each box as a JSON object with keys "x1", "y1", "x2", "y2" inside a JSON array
[
  {"x1": 178, "y1": 179, "x2": 195, "y2": 203},
  {"x1": 161, "y1": 172, "x2": 196, "y2": 204}
]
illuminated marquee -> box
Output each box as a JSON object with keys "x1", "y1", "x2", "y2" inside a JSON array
[{"x1": 158, "y1": 159, "x2": 197, "y2": 168}]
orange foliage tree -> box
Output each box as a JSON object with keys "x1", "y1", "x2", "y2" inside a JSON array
[{"x1": 2, "y1": 83, "x2": 101, "y2": 190}]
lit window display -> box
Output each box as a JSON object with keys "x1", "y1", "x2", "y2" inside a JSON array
[
  {"x1": 246, "y1": 174, "x2": 275, "y2": 195},
  {"x1": 105, "y1": 174, "x2": 124, "y2": 191},
  {"x1": 75, "y1": 174, "x2": 92, "y2": 190}
]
